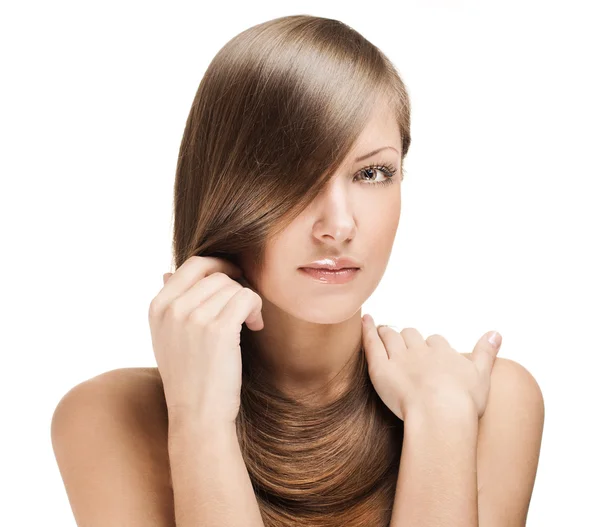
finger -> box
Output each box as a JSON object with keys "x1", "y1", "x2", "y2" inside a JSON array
[
  {"x1": 376, "y1": 324, "x2": 407, "y2": 359},
  {"x1": 362, "y1": 315, "x2": 393, "y2": 363},
  {"x1": 471, "y1": 330, "x2": 502, "y2": 378},
  {"x1": 188, "y1": 282, "x2": 247, "y2": 323},
  {"x1": 170, "y1": 274, "x2": 243, "y2": 321},
  {"x1": 426, "y1": 333, "x2": 451, "y2": 349},
  {"x1": 157, "y1": 256, "x2": 242, "y2": 308},
  {"x1": 217, "y1": 287, "x2": 264, "y2": 331},
  {"x1": 400, "y1": 327, "x2": 426, "y2": 350},
  {"x1": 232, "y1": 274, "x2": 258, "y2": 295}
]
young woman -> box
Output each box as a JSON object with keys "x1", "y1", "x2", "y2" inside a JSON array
[{"x1": 51, "y1": 14, "x2": 544, "y2": 527}]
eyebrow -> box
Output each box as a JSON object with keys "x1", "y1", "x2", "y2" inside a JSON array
[{"x1": 354, "y1": 146, "x2": 399, "y2": 163}]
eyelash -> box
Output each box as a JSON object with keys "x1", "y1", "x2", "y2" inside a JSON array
[{"x1": 354, "y1": 162, "x2": 399, "y2": 187}]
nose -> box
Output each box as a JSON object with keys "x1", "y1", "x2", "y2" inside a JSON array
[{"x1": 311, "y1": 183, "x2": 356, "y2": 243}]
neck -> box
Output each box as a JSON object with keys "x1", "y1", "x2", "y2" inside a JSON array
[{"x1": 241, "y1": 300, "x2": 365, "y2": 405}]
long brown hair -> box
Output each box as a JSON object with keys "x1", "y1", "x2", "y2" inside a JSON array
[{"x1": 170, "y1": 14, "x2": 411, "y2": 526}]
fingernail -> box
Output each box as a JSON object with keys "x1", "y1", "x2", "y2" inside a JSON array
[{"x1": 488, "y1": 331, "x2": 502, "y2": 348}]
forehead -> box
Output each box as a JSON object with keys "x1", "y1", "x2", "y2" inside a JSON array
[{"x1": 350, "y1": 98, "x2": 401, "y2": 158}]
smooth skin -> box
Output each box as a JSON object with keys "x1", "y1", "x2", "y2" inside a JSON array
[
  {"x1": 51, "y1": 94, "x2": 544, "y2": 524},
  {"x1": 148, "y1": 256, "x2": 264, "y2": 426},
  {"x1": 362, "y1": 318, "x2": 543, "y2": 526},
  {"x1": 150, "y1": 257, "x2": 266, "y2": 527},
  {"x1": 51, "y1": 316, "x2": 544, "y2": 527}
]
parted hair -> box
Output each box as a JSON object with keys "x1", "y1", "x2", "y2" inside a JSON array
[{"x1": 170, "y1": 14, "x2": 412, "y2": 526}]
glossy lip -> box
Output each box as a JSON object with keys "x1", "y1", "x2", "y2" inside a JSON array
[
  {"x1": 299, "y1": 267, "x2": 360, "y2": 284},
  {"x1": 299, "y1": 256, "x2": 362, "y2": 271}
]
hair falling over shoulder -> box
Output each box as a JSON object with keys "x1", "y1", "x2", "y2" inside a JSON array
[{"x1": 170, "y1": 14, "x2": 411, "y2": 526}]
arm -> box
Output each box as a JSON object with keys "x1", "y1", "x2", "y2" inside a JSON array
[
  {"x1": 476, "y1": 358, "x2": 544, "y2": 526},
  {"x1": 50, "y1": 370, "x2": 176, "y2": 526},
  {"x1": 389, "y1": 395, "x2": 479, "y2": 527},
  {"x1": 167, "y1": 413, "x2": 265, "y2": 527},
  {"x1": 389, "y1": 357, "x2": 545, "y2": 527}
]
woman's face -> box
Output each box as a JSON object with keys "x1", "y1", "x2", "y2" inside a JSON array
[{"x1": 240, "y1": 98, "x2": 403, "y2": 324}]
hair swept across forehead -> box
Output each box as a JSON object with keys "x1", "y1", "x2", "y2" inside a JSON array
[{"x1": 172, "y1": 14, "x2": 411, "y2": 272}]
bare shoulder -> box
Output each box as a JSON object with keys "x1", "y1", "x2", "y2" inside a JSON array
[
  {"x1": 473, "y1": 356, "x2": 544, "y2": 524},
  {"x1": 52, "y1": 366, "x2": 168, "y2": 441},
  {"x1": 51, "y1": 367, "x2": 174, "y2": 526},
  {"x1": 461, "y1": 352, "x2": 541, "y2": 384}
]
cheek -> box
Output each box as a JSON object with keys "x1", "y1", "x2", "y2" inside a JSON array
[
  {"x1": 248, "y1": 244, "x2": 290, "y2": 291},
  {"x1": 364, "y1": 207, "x2": 400, "y2": 262},
  {"x1": 370, "y1": 228, "x2": 396, "y2": 257},
  {"x1": 367, "y1": 195, "x2": 400, "y2": 236}
]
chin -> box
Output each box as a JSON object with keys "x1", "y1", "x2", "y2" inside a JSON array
[{"x1": 294, "y1": 305, "x2": 361, "y2": 325}]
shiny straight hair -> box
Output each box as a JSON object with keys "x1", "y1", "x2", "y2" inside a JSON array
[{"x1": 170, "y1": 14, "x2": 411, "y2": 527}]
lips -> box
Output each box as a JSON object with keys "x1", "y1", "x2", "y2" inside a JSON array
[
  {"x1": 302, "y1": 266, "x2": 358, "y2": 270},
  {"x1": 311, "y1": 267, "x2": 357, "y2": 271},
  {"x1": 299, "y1": 267, "x2": 360, "y2": 284},
  {"x1": 300, "y1": 256, "x2": 362, "y2": 271}
]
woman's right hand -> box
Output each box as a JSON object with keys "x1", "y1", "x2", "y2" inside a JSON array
[{"x1": 148, "y1": 255, "x2": 264, "y2": 427}]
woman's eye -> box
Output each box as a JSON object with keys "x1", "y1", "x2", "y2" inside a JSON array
[{"x1": 354, "y1": 163, "x2": 398, "y2": 186}]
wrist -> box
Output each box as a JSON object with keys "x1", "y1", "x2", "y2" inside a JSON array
[
  {"x1": 404, "y1": 391, "x2": 477, "y2": 423},
  {"x1": 167, "y1": 406, "x2": 237, "y2": 438}
]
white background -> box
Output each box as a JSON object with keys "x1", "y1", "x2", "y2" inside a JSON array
[{"x1": 1, "y1": 0, "x2": 598, "y2": 525}]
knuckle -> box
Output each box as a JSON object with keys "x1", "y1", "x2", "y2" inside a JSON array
[
  {"x1": 237, "y1": 286, "x2": 251, "y2": 298},
  {"x1": 249, "y1": 287, "x2": 262, "y2": 304},
  {"x1": 189, "y1": 308, "x2": 210, "y2": 326},
  {"x1": 191, "y1": 255, "x2": 207, "y2": 265},
  {"x1": 148, "y1": 298, "x2": 163, "y2": 318},
  {"x1": 163, "y1": 300, "x2": 186, "y2": 321},
  {"x1": 204, "y1": 318, "x2": 225, "y2": 336},
  {"x1": 210, "y1": 271, "x2": 233, "y2": 285},
  {"x1": 230, "y1": 280, "x2": 244, "y2": 291},
  {"x1": 183, "y1": 255, "x2": 202, "y2": 268},
  {"x1": 426, "y1": 334, "x2": 444, "y2": 345}
]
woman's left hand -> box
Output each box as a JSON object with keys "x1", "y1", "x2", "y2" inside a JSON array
[{"x1": 361, "y1": 314, "x2": 502, "y2": 421}]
